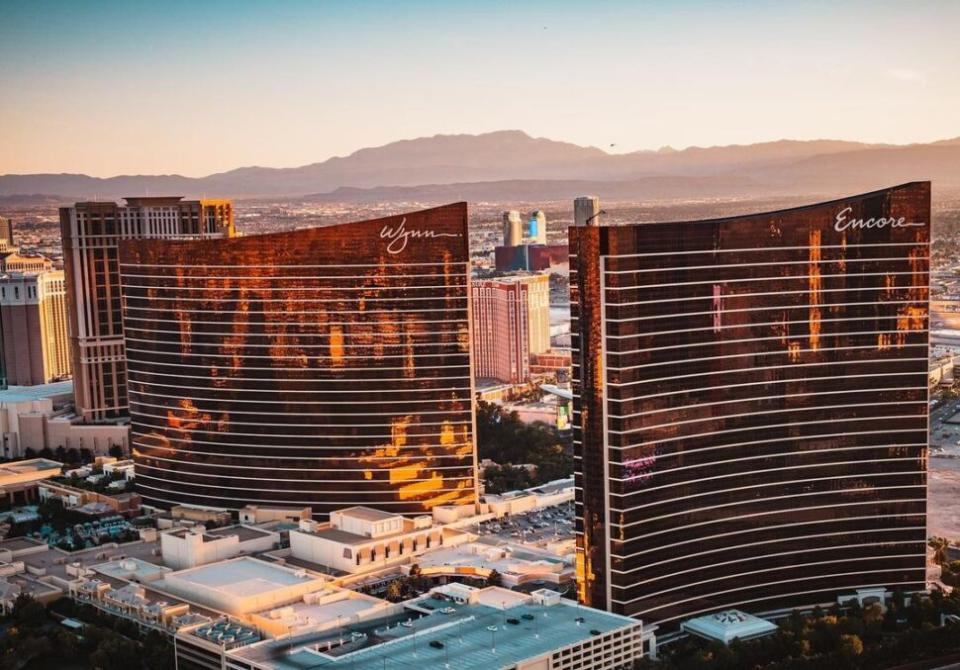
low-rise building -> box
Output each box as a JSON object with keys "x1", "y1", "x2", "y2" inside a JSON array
[
  {"x1": 157, "y1": 556, "x2": 328, "y2": 616},
  {"x1": 38, "y1": 479, "x2": 141, "y2": 516},
  {"x1": 0, "y1": 457, "x2": 63, "y2": 504},
  {"x1": 248, "y1": 587, "x2": 392, "y2": 638},
  {"x1": 195, "y1": 584, "x2": 652, "y2": 670},
  {"x1": 160, "y1": 525, "x2": 280, "y2": 570},
  {"x1": 484, "y1": 478, "x2": 575, "y2": 517},
  {"x1": 0, "y1": 381, "x2": 128, "y2": 459},
  {"x1": 289, "y1": 506, "x2": 471, "y2": 575},
  {"x1": 239, "y1": 505, "x2": 312, "y2": 525},
  {"x1": 408, "y1": 541, "x2": 574, "y2": 589}
]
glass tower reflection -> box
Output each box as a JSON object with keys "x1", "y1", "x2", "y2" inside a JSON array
[
  {"x1": 571, "y1": 183, "x2": 930, "y2": 630},
  {"x1": 119, "y1": 203, "x2": 478, "y2": 517}
]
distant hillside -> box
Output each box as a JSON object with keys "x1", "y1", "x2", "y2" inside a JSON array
[{"x1": 1, "y1": 130, "x2": 957, "y2": 202}]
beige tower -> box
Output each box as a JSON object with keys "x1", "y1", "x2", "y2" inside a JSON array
[
  {"x1": 60, "y1": 196, "x2": 235, "y2": 423},
  {"x1": 502, "y1": 210, "x2": 523, "y2": 247},
  {"x1": 0, "y1": 271, "x2": 71, "y2": 385}
]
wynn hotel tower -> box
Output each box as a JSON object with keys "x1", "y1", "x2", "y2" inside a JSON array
[
  {"x1": 118, "y1": 203, "x2": 478, "y2": 517},
  {"x1": 570, "y1": 183, "x2": 930, "y2": 631}
]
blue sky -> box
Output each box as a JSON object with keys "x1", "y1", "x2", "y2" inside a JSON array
[{"x1": 0, "y1": 0, "x2": 956, "y2": 176}]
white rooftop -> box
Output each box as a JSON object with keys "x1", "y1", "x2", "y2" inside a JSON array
[
  {"x1": 682, "y1": 609, "x2": 779, "y2": 644},
  {"x1": 165, "y1": 557, "x2": 317, "y2": 597},
  {"x1": 0, "y1": 381, "x2": 73, "y2": 404},
  {"x1": 336, "y1": 506, "x2": 401, "y2": 522}
]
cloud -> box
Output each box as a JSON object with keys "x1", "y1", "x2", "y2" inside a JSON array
[{"x1": 887, "y1": 68, "x2": 926, "y2": 83}]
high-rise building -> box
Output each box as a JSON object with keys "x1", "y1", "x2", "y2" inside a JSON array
[
  {"x1": 529, "y1": 209, "x2": 548, "y2": 244},
  {"x1": 60, "y1": 197, "x2": 234, "y2": 423},
  {"x1": 0, "y1": 217, "x2": 12, "y2": 246},
  {"x1": 472, "y1": 274, "x2": 550, "y2": 384},
  {"x1": 119, "y1": 203, "x2": 478, "y2": 517},
  {"x1": 570, "y1": 184, "x2": 929, "y2": 632},
  {"x1": 0, "y1": 271, "x2": 71, "y2": 385},
  {"x1": 503, "y1": 210, "x2": 523, "y2": 247}
]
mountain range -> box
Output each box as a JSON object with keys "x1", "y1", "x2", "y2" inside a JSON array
[{"x1": 2, "y1": 130, "x2": 958, "y2": 203}]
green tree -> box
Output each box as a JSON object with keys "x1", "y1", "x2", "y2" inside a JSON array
[
  {"x1": 838, "y1": 633, "x2": 863, "y2": 660},
  {"x1": 10, "y1": 594, "x2": 46, "y2": 628},
  {"x1": 385, "y1": 579, "x2": 404, "y2": 602},
  {"x1": 485, "y1": 569, "x2": 503, "y2": 587},
  {"x1": 930, "y1": 536, "x2": 950, "y2": 565}
]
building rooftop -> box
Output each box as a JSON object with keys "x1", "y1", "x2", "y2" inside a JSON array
[
  {"x1": 229, "y1": 587, "x2": 640, "y2": 670},
  {"x1": 337, "y1": 507, "x2": 400, "y2": 523},
  {"x1": 0, "y1": 381, "x2": 73, "y2": 404},
  {"x1": 0, "y1": 536, "x2": 46, "y2": 553},
  {"x1": 681, "y1": 609, "x2": 779, "y2": 644},
  {"x1": 163, "y1": 557, "x2": 318, "y2": 597},
  {"x1": 206, "y1": 524, "x2": 275, "y2": 543},
  {"x1": 0, "y1": 458, "x2": 63, "y2": 476},
  {"x1": 92, "y1": 557, "x2": 171, "y2": 582}
]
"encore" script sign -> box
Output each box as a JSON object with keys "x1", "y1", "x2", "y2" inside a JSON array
[{"x1": 834, "y1": 206, "x2": 925, "y2": 233}]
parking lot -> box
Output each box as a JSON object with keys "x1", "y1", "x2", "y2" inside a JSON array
[{"x1": 475, "y1": 501, "x2": 576, "y2": 548}]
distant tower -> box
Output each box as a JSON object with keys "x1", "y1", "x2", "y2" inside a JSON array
[
  {"x1": 60, "y1": 196, "x2": 235, "y2": 423},
  {"x1": 0, "y1": 271, "x2": 71, "y2": 385},
  {"x1": 502, "y1": 211, "x2": 522, "y2": 247},
  {"x1": 528, "y1": 210, "x2": 547, "y2": 244},
  {"x1": 0, "y1": 217, "x2": 12, "y2": 246}
]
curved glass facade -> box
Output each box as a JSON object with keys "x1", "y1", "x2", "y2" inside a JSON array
[
  {"x1": 571, "y1": 183, "x2": 930, "y2": 630},
  {"x1": 119, "y1": 203, "x2": 478, "y2": 517}
]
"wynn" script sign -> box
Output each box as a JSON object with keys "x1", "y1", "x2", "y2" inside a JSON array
[
  {"x1": 834, "y1": 206, "x2": 925, "y2": 233},
  {"x1": 379, "y1": 218, "x2": 460, "y2": 254}
]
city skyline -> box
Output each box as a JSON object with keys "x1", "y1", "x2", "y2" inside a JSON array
[{"x1": 1, "y1": 0, "x2": 957, "y2": 176}]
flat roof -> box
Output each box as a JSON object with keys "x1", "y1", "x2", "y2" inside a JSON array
[
  {"x1": 206, "y1": 524, "x2": 274, "y2": 543},
  {"x1": 0, "y1": 536, "x2": 46, "y2": 552},
  {"x1": 165, "y1": 557, "x2": 320, "y2": 597},
  {"x1": 0, "y1": 458, "x2": 63, "y2": 475},
  {"x1": 682, "y1": 609, "x2": 778, "y2": 644},
  {"x1": 92, "y1": 557, "x2": 171, "y2": 582},
  {"x1": 336, "y1": 507, "x2": 401, "y2": 522},
  {"x1": 230, "y1": 591, "x2": 639, "y2": 669},
  {"x1": 0, "y1": 381, "x2": 73, "y2": 404}
]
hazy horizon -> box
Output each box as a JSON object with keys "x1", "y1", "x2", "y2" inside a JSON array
[{"x1": 1, "y1": 0, "x2": 958, "y2": 176}]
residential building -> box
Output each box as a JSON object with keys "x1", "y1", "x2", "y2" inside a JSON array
[
  {"x1": 570, "y1": 184, "x2": 930, "y2": 631},
  {"x1": 0, "y1": 271, "x2": 71, "y2": 385},
  {"x1": 119, "y1": 203, "x2": 477, "y2": 517},
  {"x1": 59, "y1": 196, "x2": 235, "y2": 423}
]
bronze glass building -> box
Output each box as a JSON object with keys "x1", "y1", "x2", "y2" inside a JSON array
[
  {"x1": 119, "y1": 203, "x2": 478, "y2": 517},
  {"x1": 571, "y1": 183, "x2": 930, "y2": 630}
]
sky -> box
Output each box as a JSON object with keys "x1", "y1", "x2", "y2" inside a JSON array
[{"x1": 0, "y1": 0, "x2": 957, "y2": 177}]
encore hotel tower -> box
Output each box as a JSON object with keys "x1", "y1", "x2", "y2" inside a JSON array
[
  {"x1": 571, "y1": 183, "x2": 930, "y2": 631},
  {"x1": 119, "y1": 203, "x2": 478, "y2": 517}
]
